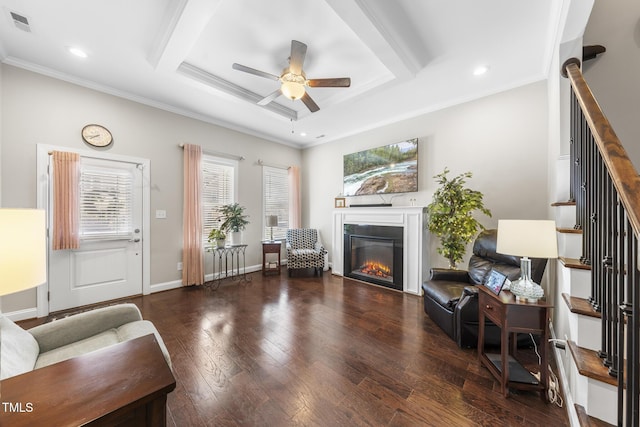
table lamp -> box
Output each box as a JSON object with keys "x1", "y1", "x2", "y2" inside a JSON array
[
  {"x1": 0, "y1": 209, "x2": 47, "y2": 302},
  {"x1": 0, "y1": 209, "x2": 47, "y2": 393},
  {"x1": 266, "y1": 215, "x2": 278, "y2": 241},
  {"x1": 496, "y1": 219, "x2": 558, "y2": 302}
]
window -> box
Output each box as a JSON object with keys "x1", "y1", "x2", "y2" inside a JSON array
[
  {"x1": 79, "y1": 164, "x2": 133, "y2": 239},
  {"x1": 263, "y1": 166, "x2": 289, "y2": 240},
  {"x1": 202, "y1": 155, "x2": 237, "y2": 241}
]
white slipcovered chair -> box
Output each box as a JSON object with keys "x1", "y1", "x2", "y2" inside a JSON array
[
  {"x1": 286, "y1": 228, "x2": 327, "y2": 276},
  {"x1": 1, "y1": 303, "x2": 171, "y2": 380}
]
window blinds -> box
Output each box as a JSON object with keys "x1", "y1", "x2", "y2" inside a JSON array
[
  {"x1": 79, "y1": 166, "x2": 133, "y2": 239},
  {"x1": 202, "y1": 155, "x2": 235, "y2": 240},
  {"x1": 262, "y1": 166, "x2": 289, "y2": 240}
]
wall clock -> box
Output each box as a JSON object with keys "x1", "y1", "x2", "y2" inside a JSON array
[{"x1": 81, "y1": 124, "x2": 113, "y2": 147}]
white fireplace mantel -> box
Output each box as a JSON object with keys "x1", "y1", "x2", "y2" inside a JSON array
[{"x1": 332, "y1": 206, "x2": 428, "y2": 295}]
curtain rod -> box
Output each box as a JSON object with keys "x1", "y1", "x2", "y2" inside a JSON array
[
  {"x1": 47, "y1": 150, "x2": 143, "y2": 166},
  {"x1": 257, "y1": 159, "x2": 291, "y2": 170},
  {"x1": 178, "y1": 143, "x2": 245, "y2": 161}
]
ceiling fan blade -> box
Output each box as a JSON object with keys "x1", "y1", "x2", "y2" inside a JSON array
[
  {"x1": 232, "y1": 63, "x2": 279, "y2": 81},
  {"x1": 307, "y1": 78, "x2": 351, "y2": 88},
  {"x1": 301, "y1": 92, "x2": 320, "y2": 113},
  {"x1": 257, "y1": 89, "x2": 282, "y2": 106},
  {"x1": 289, "y1": 40, "x2": 307, "y2": 75}
]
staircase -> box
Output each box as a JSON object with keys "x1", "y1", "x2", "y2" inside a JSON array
[
  {"x1": 551, "y1": 59, "x2": 640, "y2": 426},
  {"x1": 553, "y1": 216, "x2": 617, "y2": 425}
]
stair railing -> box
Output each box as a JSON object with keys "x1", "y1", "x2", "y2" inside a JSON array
[{"x1": 563, "y1": 58, "x2": 640, "y2": 427}]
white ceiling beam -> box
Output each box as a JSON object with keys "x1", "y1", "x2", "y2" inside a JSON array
[
  {"x1": 177, "y1": 62, "x2": 297, "y2": 120},
  {"x1": 324, "y1": 0, "x2": 416, "y2": 80},
  {"x1": 148, "y1": 0, "x2": 223, "y2": 72}
]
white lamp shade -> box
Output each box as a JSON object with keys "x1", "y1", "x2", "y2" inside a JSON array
[
  {"x1": 0, "y1": 209, "x2": 47, "y2": 296},
  {"x1": 496, "y1": 219, "x2": 558, "y2": 259},
  {"x1": 266, "y1": 215, "x2": 278, "y2": 227}
]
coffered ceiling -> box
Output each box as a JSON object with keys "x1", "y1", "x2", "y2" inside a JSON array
[{"x1": 0, "y1": 0, "x2": 564, "y2": 147}]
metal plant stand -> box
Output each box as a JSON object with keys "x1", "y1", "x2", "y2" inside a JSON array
[{"x1": 205, "y1": 244, "x2": 250, "y2": 289}]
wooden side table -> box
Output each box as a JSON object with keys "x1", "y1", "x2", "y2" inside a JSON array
[
  {"x1": 1, "y1": 334, "x2": 175, "y2": 426},
  {"x1": 262, "y1": 241, "x2": 281, "y2": 275},
  {"x1": 477, "y1": 285, "x2": 552, "y2": 399}
]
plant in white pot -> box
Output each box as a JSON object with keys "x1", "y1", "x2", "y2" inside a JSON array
[
  {"x1": 208, "y1": 228, "x2": 226, "y2": 248},
  {"x1": 219, "y1": 203, "x2": 249, "y2": 245}
]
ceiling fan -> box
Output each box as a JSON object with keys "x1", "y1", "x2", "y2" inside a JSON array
[{"x1": 232, "y1": 40, "x2": 351, "y2": 113}]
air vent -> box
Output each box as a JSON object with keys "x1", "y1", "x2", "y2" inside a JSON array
[{"x1": 10, "y1": 11, "x2": 31, "y2": 32}]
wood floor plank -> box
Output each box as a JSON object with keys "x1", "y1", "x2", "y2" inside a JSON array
[{"x1": 18, "y1": 268, "x2": 569, "y2": 426}]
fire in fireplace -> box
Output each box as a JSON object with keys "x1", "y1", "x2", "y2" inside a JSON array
[
  {"x1": 358, "y1": 260, "x2": 392, "y2": 280},
  {"x1": 344, "y1": 224, "x2": 403, "y2": 290}
]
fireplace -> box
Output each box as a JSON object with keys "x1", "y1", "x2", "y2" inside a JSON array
[{"x1": 344, "y1": 224, "x2": 403, "y2": 290}]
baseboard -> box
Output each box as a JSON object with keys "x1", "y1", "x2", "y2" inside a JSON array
[
  {"x1": 151, "y1": 263, "x2": 263, "y2": 292},
  {"x1": 149, "y1": 279, "x2": 182, "y2": 293},
  {"x1": 550, "y1": 322, "x2": 580, "y2": 426},
  {"x1": 9, "y1": 263, "x2": 270, "y2": 320},
  {"x1": 3, "y1": 307, "x2": 38, "y2": 322}
]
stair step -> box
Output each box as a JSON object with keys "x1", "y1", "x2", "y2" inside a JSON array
[
  {"x1": 560, "y1": 256, "x2": 591, "y2": 270},
  {"x1": 552, "y1": 201, "x2": 576, "y2": 228},
  {"x1": 567, "y1": 340, "x2": 617, "y2": 387},
  {"x1": 563, "y1": 293, "x2": 601, "y2": 318},
  {"x1": 552, "y1": 200, "x2": 577, "y2": 207},
  {"x1": 558, "y1": 232, "x2": 583, "y2": 259},
  {"x1": 575, "y1": 404, "x2": 615, "y2": 427},
  {"x1": 558, "y1": 227, "x2": 583, "y2": 234}
]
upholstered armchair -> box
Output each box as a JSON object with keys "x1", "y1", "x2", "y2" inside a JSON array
[
  {"x1": 286, "y1": 228, "x2": 327, "y2": 276},
  {"x1": 1, "y1": 303, "x2": 171, "y2": 380},
  {"x1": 421, "y1": 229, "x2": 548, "y2": 348}
]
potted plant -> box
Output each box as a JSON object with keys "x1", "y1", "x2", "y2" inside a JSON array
[
  {"x1": 208, "y1": 228, "x2": 226, "y2": 248},
  {"x1": 219, "y1": 203, "x2": 249, "y2": 245},
  {"x1": 426, "y1": 168, "x2": 491, "y2": 269}
]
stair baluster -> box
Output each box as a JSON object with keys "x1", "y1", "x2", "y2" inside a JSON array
[{"x1": 564, "y1": 57, "x2": 640, "y2": 426}]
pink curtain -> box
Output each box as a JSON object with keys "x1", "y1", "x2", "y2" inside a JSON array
[
  {"x1": 52, "y1": 151, "x2": 80, "y2": 250},
  {"x1": 288, "y1": 166, "x2": 301, "y2": 228},
  {"x1": 182, "y1": 144, "x2": 204, "y2": 286}
]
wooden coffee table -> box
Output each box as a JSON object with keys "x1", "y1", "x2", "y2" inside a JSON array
[{"x1": 1, "y1": 334, "x2": 176, "y2": 426}]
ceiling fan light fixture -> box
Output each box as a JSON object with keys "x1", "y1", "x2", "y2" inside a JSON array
[
  {"x1": 280, "y1": 71, "x2": 306, "y2": 100},
  {"x1": 233, "y1": 40, "x2": 350, "y2": 112},
  {"x1": 281, "y1": 81, "x2": 305, "y2": 100}
]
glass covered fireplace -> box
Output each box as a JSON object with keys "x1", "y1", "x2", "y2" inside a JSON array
[{"x1": 344, "y1": 224, "x2": 403, "y2": 290}]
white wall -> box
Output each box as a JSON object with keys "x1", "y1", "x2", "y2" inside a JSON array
[
  {"x1": 0, "y1": 64, "x2": 301, "y2": 313},
  {"x1": 303, "y1": 81, "x2": 550, "y2": 271},
  {"x1": 583, "y1": 0, "x2": 640, "y2": 169}
]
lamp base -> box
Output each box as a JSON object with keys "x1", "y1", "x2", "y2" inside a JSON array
[
  {"x1": 509, "y1": 277, "x2": 544, "y2": 303},
  {"x1": 509, "y1": 256, "x2": 544, "y2": 302}
]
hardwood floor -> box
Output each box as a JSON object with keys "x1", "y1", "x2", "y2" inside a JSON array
[{"x1": 19, "y1": 269, "x2": 569, "y2": 426}]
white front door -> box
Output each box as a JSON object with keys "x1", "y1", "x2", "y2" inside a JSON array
[{"x1": 48, "y1": 156, "x2": 143, "y2": 312}]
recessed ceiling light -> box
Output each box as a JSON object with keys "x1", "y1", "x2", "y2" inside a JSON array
[
  {"x1": 473, "y1": 65, "x2": 489, "y2": 76},
  {"x1": 300, "y1": 132, "x2": 307, "y2": 137},
  {"x1": 68, "y1": 47, "x2": 88, "y2": 58}
]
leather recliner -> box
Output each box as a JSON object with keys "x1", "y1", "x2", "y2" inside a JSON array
[{"x1": 421, "y1": 229, "x2": 548, "y2": 348}]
